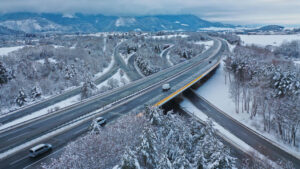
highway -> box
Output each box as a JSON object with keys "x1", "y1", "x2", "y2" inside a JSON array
[
  {"x1": 182, "y1": 88, "x2": 300, "y2": 168},
  {"x1": 0, "y1": 38, "x2": 225, "y2": 168}
]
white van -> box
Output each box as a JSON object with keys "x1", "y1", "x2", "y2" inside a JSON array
[
  {"x1": 162, "y1": 83, "x2": 171, "y2": 91},
  {"x1": 29, "y1": 143, "x2": 52, "y2": 157}
]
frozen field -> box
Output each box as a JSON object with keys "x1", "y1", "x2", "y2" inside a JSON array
[
  {"x1": 239, "y1": 34, "x2": 300, "y2": 46},
  {"x1": 0, "y1": 46, "x2": 24, "y2": 56}
]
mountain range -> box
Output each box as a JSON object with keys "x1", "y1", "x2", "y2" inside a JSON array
[{"x1": 0, "y1": 12, "x2": 235, "y2": 34}]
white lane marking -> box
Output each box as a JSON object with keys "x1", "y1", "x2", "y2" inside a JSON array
[
  {"x1": 7, "y1": 130, "x2": 30, "y2": 142},
  {"x1": 9, "y1": 155, "x2": 28, "y2": 165}
]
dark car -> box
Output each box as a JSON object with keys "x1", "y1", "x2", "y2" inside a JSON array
[{"x1": 95, "y1": 117, "x2": 106, "y2": 126}]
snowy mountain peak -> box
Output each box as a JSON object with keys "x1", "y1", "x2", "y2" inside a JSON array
[{"x1": 115, "y1": 17, "x2": 136, "y2": 27}]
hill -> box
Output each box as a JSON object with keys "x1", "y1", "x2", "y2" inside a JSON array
[{"x1": 0, "y1": 12, "x2": 235, "y2": 33}]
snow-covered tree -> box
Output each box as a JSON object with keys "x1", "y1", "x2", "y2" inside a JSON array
[
  {"x1": 80, "y1": 80, "x2": 96, "y2": 100},
  {"x1": 120, "y1": 148, "x2": 140, "y2": 169},
  {"x1": 0, "y1": 61, "x2": 11, "y2": 85},
  {"x1": 15, "y1": 89, "x2": 27, "y2": 106},
  {"x1": 120, "y1": 107, "x2": 236, "y2": 169},
  {"x1": 30, "y1": 86, "x2": 42, "y2": 100}
]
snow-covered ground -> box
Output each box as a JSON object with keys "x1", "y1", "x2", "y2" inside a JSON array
[
  {"x1": 198, "y1": 27, "x2": 236, "y2": 32},
  {"x1": 151, "y1": 34, "x2": 189, "y2": 39},
  {"x1": 119, "y1": 52, "x2": 135, "y2": 65},
  {"x1": 96, "y1": 69, "x2": 130, "y2": 89},
  {"x1": 36, "y1": 58, "x2": 57, "y2": 64},
  {"x1": 180, "y1": 98, "x2": 278, "y2": 167},
  {"x1": 0, "y1": 46, "x2": 24, "y2": 56},
  {"x1": 194, "y1": 61, "x2": 300, "y2": 158},
  {"x1": 194, "y1": 40, "x2": 214, "y2": 50},
  {"x1": 239, "y1": 34, "x2": 300, "y2": 47},
  {"x1": 53, "y1": 45, "x2": 64, "y2": 48},
  {"x1": 294, "y1": 61, "x2": 300, "y2": 65},
  {"x1": 94, "y1": 58, "x2": 115, "y2": 79}
]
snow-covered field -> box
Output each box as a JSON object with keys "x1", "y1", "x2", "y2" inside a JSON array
[
  {"x1": 239, "y1": 34, "x2": 300, "y2": 47},
  {"x1": 194, "y1": 61, "x2": 300, "y2": 158},
  {"x1": 194, "y1": 40, "x2": 213, "y2": 50},
  {"x1": 0, "y1": 46, "x2": 24, "y2": 56},
  {"x1": 294, "y1": 61, "x2": 300, "y2": 65},
  {"x1": 199, "y1": 27, "x2": 236, "y2": 32},
  {"x1": 94, "y1": 58, "x2": 115, "y2": 79},
  {"x1": 151, "y1": 34, "x2": 189, "y2": 39},
  {"x1": 36, "y1": 58, "x2": 57, "y2": 64}
]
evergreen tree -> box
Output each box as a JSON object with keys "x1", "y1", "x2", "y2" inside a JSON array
[
  {"x1": 138, "y1": 128, "x2": 159, "y2": 168},
  {"x1": 31, "y1": 86, "x2": 42, "y2": 100},
  {"x1": 80, "y1": 80, "x2": 96, "y2": 100},
  {"x1": 0, "y1": 62, "x2": 9, "y2": 85},
  {"x1": 16, "y1": 89, "x2": 27, "y2": 107},
  {"x1": 120, "y1": 148, "x2": 140, "y2": 169}
]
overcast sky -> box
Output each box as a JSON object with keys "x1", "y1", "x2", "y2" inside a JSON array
[{"x1": 0, "y1": 0, "x2": 300, "y2": 25}]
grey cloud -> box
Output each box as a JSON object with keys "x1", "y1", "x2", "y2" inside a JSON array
[{"x1": 0, "y1": 0, "x2": 299, "y2": 24}]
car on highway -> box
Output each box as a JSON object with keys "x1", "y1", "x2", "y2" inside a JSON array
[
  {"x1": 162, "y1": 83, "x2": 171, "y2": 91},
  {"x1": 29, "y1": 143, "x2": 52, "y2": 158},
  {"x1": 89, "y1": 117, "x2": 107, "y2": 132},
  {"x1": 94, "y1": 117, "x2": 106, "y2": 126}
]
